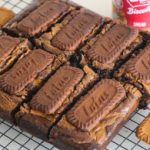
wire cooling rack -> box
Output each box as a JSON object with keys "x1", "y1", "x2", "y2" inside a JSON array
[{"x1": 0, "y1": 0, "x2": 150, "y2": 150}]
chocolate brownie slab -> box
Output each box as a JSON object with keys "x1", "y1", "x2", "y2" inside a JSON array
[
  {"x1": 15, "y1": 65, "x2": 98, "y2": 140},
  {"x1": 49, "y1": 79, "x2": 141, "y2": 150},
  {"x1": 0, "y1": 34, "x2": 30, "y2": 74},
  {"x1": 80, "y1": 24, "x2": 143, "y2": 75},
  {"x1": 36, "y1": 9, "x2": 102, "y2": 56},
  {"x1": 4, "y1": 0, "x2": 74, "y2": 37},
  {"x1": 115, "y1": 43, "x2": 150, "y2": 108}
]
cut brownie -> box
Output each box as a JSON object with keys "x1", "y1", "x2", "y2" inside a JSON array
[
  {"x1": 0, "y1": 34, "x2": 30, "y2": 74},
  {"x1": 80, "y1": 24, "x2": 143, "y2": 76},
  {"x1": 15, "y1": 65, "x2": 98, "y2": 140},
  {"x1": 36, "y1": 8, "x2": 103, "y2": 57},
  {"x1": 0, "y1": 49, "x2": 54, "y2": 94},
  {"x1": 115, "y1": 43, "x2": 150, "y2": 108},
  {"x1": 4, "y1": 0, "x2": 74, "y2": 37},
  {"x1": 0, "y1": 49, "x2": 58, "y2": 122},
  {"x1": 49, "y1": 79, "x2": 141, "y2": 150}
]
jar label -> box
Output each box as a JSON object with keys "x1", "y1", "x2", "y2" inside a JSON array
[
  {"x1": 123, "y1": 0, "x2": 150, "y2": 29},
  {"x1": 122, "y1": 0, "x2": 150, "y2": 29}
]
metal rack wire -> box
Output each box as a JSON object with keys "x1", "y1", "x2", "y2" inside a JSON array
[{"x1": 0, "y1": 0, "x2": 150, "y2": 149}]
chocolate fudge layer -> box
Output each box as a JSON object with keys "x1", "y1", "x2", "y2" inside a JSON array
[
  {"x1": 49, "y1": 79, "x2": 141, "y2": 150},
  {"x1": 4, "y1": 0, "x2": 74, "y2": 37},
  {"x1": 0, "y1": 34, "x2": 29, "y2": 74},
  {"x1": 36, "y1": 8, "x2": 102, "y2": 57},
  {"x1": 80, "y1": 24, "x2": 142, "y2": 74},
  {"x1": 15, "y1": 65, "x2": 98, "y2": 140},
  {"x1": 115, "y1": 43, "x2": 150, "y2": 107}
]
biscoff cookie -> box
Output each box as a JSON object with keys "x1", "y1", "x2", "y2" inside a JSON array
[
  {"x1": 136, "y1": 114, "x2": 150, "y2": 144},
  {"x1": 0, "y1": 7, "x2": 15, "y2": 27}
]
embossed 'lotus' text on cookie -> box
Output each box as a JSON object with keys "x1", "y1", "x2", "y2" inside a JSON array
[
  {"x1": 0, "y1": 36, "x2": 20, "y2": 62},
  {"x1": 127, "y1": 44, "x2": 150, "y2": 82},
  {"x1": 66, "y1": 79, "x2": 125, "y2": 131},
  {"x1": 30, "y1": 66, "x2": 84, "y2": 114},
  {"x1": 51, "y1": 11, "x2": 100, "y2": 51},
  {"x1": 17, "y1": 1, "x2": 68, "y2": 35},
  {"x1": 85, "y1": 24, "x2": 138, "y2": 64},
  {"x1": 0, "y1": 49, "x2": 54, "y2": 94}
]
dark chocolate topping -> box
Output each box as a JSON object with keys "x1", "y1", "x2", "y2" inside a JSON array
[
  {"x1": 66, "y1": 79, "x2": 125, "y2": 131},
  {"x1": 85, "y1": 24, "x2": 138, "y2": 64},
  {"x1": 0, "y1": 35, "x2": 20, "y2": 62},
  {"x1": 30, "y1": 66, "x2": 84, "y2": 114},
  {"x1": 51, "y1": 10, "x2": 100, "y2": 51},
  {"x1": 17, "y1": 1, "x2": 68, "y2": 36},
  {"x1": 0, "y1": 49, "x2": 54, "y2": 94},
  {"x1": 127, "y1": 44, "x2": 150, "y2": 82}
]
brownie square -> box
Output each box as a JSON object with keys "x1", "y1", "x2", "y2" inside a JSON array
[
  {"x1": 35, "y1": 8, "x2": 103, "y2": 57},
  {"x1": 15, "y1": 65, "x2": 98, "y2": 140},
  {"x1": 80, "y1": 24, "x2": 143, "y2": 76},
  {"x1": 0, "y1": 34, "x2": 30, "y2": 74},
  {"x1": 0, "y1": 0, "x2": 148, "y2": 149},
  {"x1": 0, "y1": 49, "x2": 54, "y2": 93},
  {"x1": 49, "y1": 79, "x2": 141, "y2": 150},
  {"x1": 4, "y1": 0, "x2": 74, "y2": 37},
  {"x1": 115, "y1": 43, "x2": 150, "y2": 108}
]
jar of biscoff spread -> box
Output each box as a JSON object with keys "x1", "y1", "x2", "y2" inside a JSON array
[{"x1": 113, "y1": 0, "x2": 150, "y2": 31}]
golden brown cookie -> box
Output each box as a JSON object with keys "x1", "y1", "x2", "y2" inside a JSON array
[
  {"x1": 0, "y1": 7, "x2": 15, "y2": 27},
  {"x1": 136, "y1": 114, "x2": 150, "y2": 144}
]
